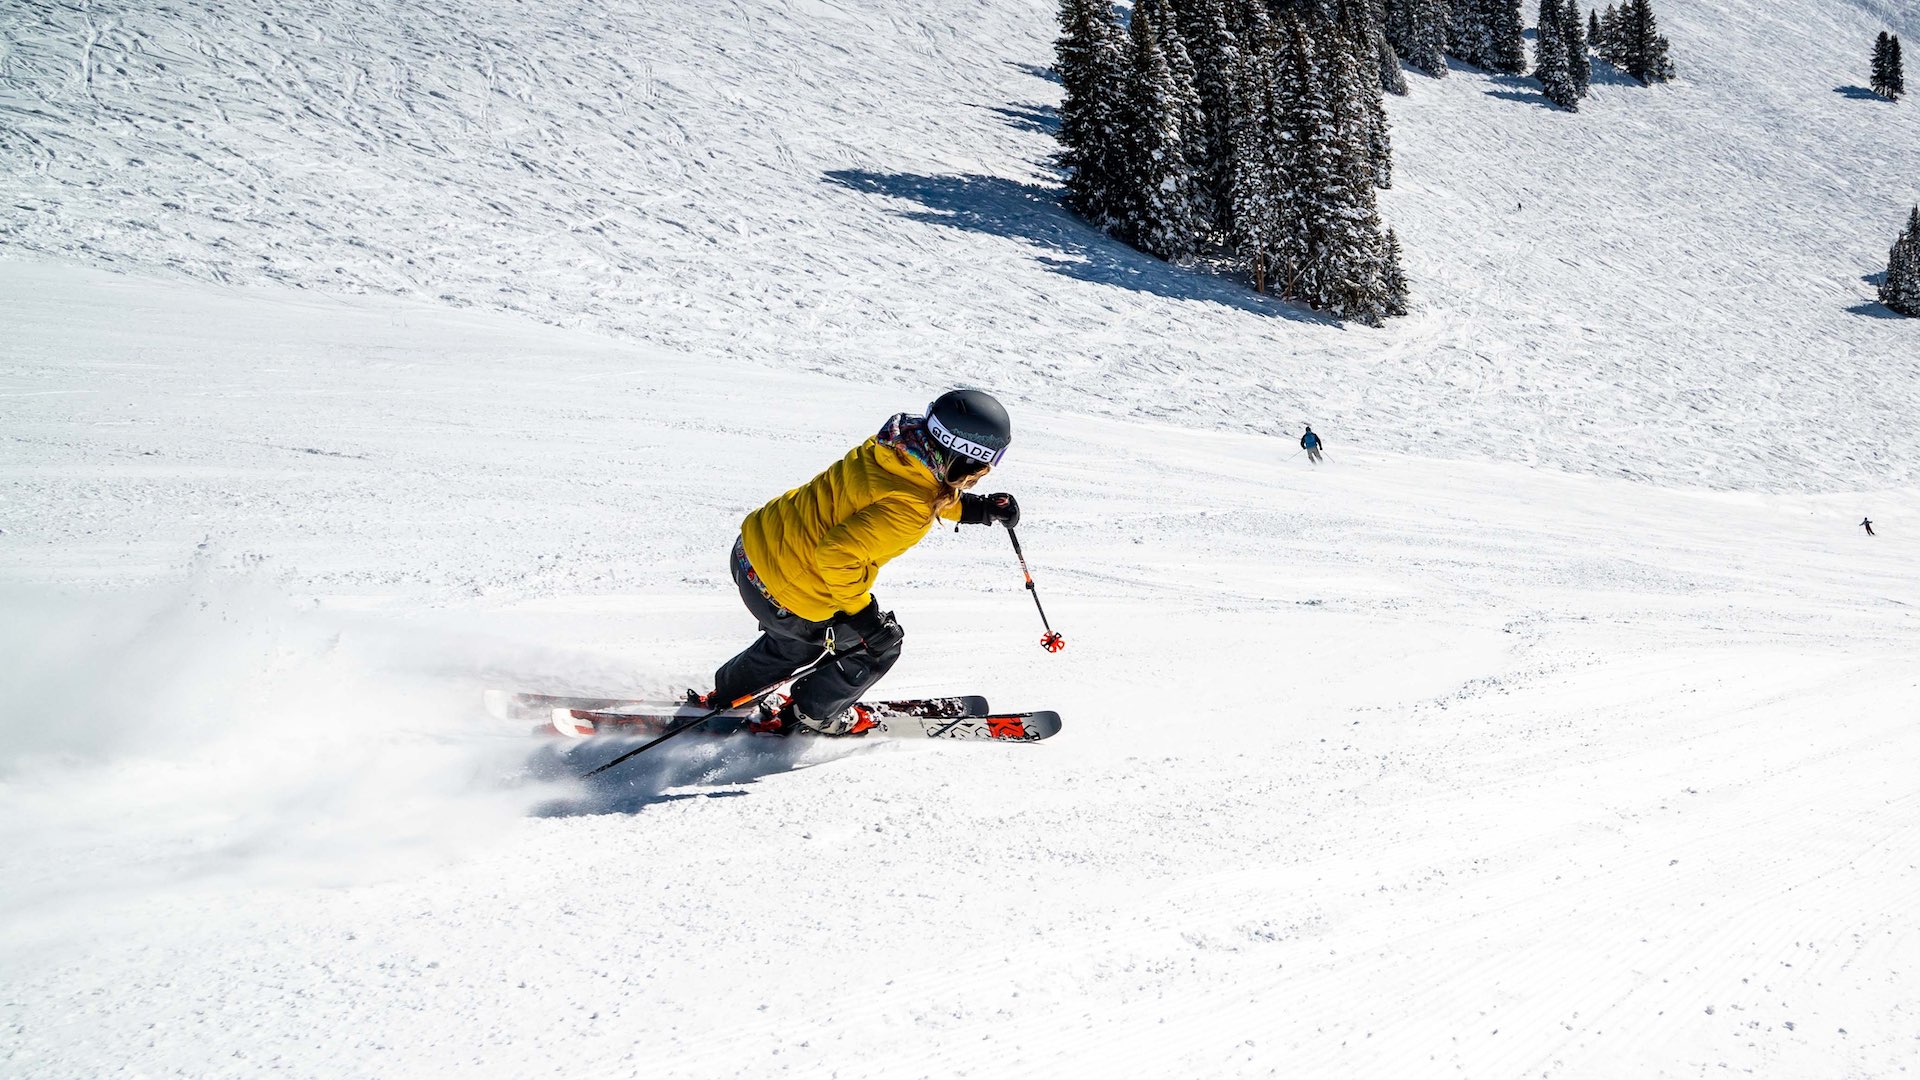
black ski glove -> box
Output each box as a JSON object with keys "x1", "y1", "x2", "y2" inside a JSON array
[
  {"x1": 833, "y1": 598, "x2": 905, "y2": 656},
  {"x1": 959, "y1": 492, "x2": 1021, "y2": 529}
]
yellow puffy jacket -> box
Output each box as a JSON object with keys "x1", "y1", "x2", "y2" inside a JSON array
[{"x1": 740, "y1": 430, "x2": 962, "y2": 623}]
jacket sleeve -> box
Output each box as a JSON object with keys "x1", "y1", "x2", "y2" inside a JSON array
[{"x1": 815, "y1": 497, "x2": 935, "y2": 615}]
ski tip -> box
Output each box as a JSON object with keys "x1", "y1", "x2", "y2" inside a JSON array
[
  {"x1": 550, "y1": 707, "x2": 597, "y2": 739},
  {"x1": 1013, "y1": 710, "x2": 1063, "y2": 740},
  {"x1": 482, "y1": 688, "x2": 516, "y2": 719},
  {"x1": 966, "y1": 710, "x2": 1063, "y2": 741}
]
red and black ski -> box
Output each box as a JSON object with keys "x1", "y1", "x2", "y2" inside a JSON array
[
  {"x1": 556, "y1": 699, "x2": 1059, "y2": 737},
  {"x1": 490, "y1": 691, "x2": 1060, "y2": 742},
  {"x1": 485, "y1": 690, "x2": 984, "y2": 724},
  {"x1": 556, "y1": 704, "x2": 1061, "y2": 743}
]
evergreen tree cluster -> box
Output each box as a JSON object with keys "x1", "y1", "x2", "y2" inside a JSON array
[
  {"x1": 1443, "y1": 0, "x2": 1528, "y2": 73},
  {"x1": 1871, "y1": 32, "x2": 1905, "y2": 101},
  {"x1": 1054, "y1": 0, "x2": 1408, "y2": 323},
  {"x1": 1534, "y1": 0, "x2": 1591, "y2": 110},
  {"x1": 1272, "y1": 0, "x2": 1416, "y2": 97},
  {"x1": 1367, "y1": 0, "x2": 1413, "y2": 97},
  {"x1": 1384, "y1": 0, "x2": 1451, "y2": 78},
  {"x1": 1448, "y1": 0, "x2": 1527, "y2": 73},
  {"x1": 1593, "y1": 0, "x2": 1674, "y2": 84},
  {"x1": 1882, "y1": 207, "x2": 1920, "y2": 317}
]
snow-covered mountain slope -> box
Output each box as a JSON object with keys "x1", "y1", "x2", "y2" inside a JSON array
[
  {"x1": 6, "y1": 259, "x2": 1920, "y2": 1080},
  {"x1": 6, "y1": 0, "x2": 1920, "y2": 1076},
  {"x1": 3, "y1": 0, "x2": 1917, "y2": 490}
]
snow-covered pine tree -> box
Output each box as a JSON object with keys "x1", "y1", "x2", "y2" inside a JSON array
[
  {"x1": 1270, "y1": 11, "x2": 1325, "y2": 305},
  {"x1": 1118, "y1": 3, "x2": 1200, "y2": 260},
  {"x1": 1055, "y1": 0, "x2": 1129, "y2": 228},
  {"x1": 1385, "y1": 0, "x2": 1451, "y2": 78},
  {"x1": 1382, "y1": 228, "x2": 1410, "y2": 315},
  {"x1": 1221, "y1": 0, "x2": 1282, "y2": 200},
  {"x1": 1872, "y1": 32, "x2": 1893, "y2": 97},
  {"x1": 1259, "y1": 5, "x2": 1312, "y2": 297},
  {"x1": 1588, "y1": 7, "x2": 1601, "y2": 48},
  {"x1": 1281, "y1": 0, "x2": 1405, "y2": 94},
  {"x1": 1146, "y1": 0, "x2": 1204, "y2": 135},
  {"x1": 1564, "y1": 0, "x2": 1592, "y2": 99},
  {"x1": 1363, "y1": 33, "x2": 1397, "y2": 187},
  {"x1": 1332, "y1": 10, "x2": 1400, "y2": 319},
  {"x1": 1598, "y1": 3, "x2": 1622, "y2": 65},
  {"x1": 1351, "y1": 46, "x2": 1397, "y2": 187},
  {"x1": 1226, "y1": 25, "x2": 1281, "y2": 291},
  {"x1": 1535, "y1": 0, "x2": 1576, "y2": 109},
  {"x1": 1891, "y1": 35, "x2": 1906, "y2": 101},
  {"x1": 1227, "y1": 0, "x2": 1275, "y2": 50},
  {"x1": 1274, "y1": 9, "x2": 1397, "y2": 322},
  {"x1": 1488, "y1": 0, "x2": 1529, "y2": 73},
  {"x1": 1138, "y1": 0, "x2": 1210, "y2": 237},
  {"x1": 1617, "y1": 0, "x2": 1674, "y2": 84},
  {"x1": 1372, "y1": 0, "x2": 1412, "y2": 96},
  {"x1": 1320, "y1": 0, "x2": 1397, "y2": 187},
  {"x1": 1449, "y1": 0, "x2": 1492, "y2": 68},
  {"x1": 1172, "y1": 0, "x2": 1241, "y2": 239},
  {"x1": 1881, "y1": 207, "x2": 1920, "y2": 316}
]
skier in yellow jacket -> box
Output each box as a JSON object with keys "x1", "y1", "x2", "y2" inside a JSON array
[{"x1": 710, "y1": 389, "x2": 1021, "y2": 736}]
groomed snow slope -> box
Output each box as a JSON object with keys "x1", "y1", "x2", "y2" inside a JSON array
[
  {"x1": 2, "y1": 0, "x2": 1918, "y2": 491},
  {"x1": 6, "y1": 263, "x2": 1920, "y2": 1079}
]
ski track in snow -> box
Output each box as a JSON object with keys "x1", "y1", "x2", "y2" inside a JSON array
[
  {"x1": 2, "y1": 0, "x2": 1918, "y2": 493},
  {"x1": 4, "y1": 0, "x2": 1920, "y2": 1075},
  {"x1": 4, "y1": 264, "x2": 1920, "y2": 1078}
]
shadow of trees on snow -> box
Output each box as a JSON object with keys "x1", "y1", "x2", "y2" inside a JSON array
[
  {"x1": 1483, "y1": 84, "x2": 1563, "y2": 110},
  {"x1": 1005, "y1": 60, "x2": 1061, "y2": 85},
  {"x1": 1847, "y1": 301, "x2": 1908, "y2": 320},
  {"x1": 826, "y1": 169, "x2": 1330, "y2": 322},
  {"x1": 982, "y1": 102, "x2": 1060, "y2": 135}
]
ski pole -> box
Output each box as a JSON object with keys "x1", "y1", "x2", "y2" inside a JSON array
[
  {"x1": 579, "y1": 648, "x2": 837, "y2": 778},
  {"x1": 1006, "y1": 527, "x2": 1065, "y2": 653}
]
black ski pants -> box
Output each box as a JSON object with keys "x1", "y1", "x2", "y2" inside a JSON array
[{"x1": 711, "y1": 539, "x2": 902, "y2": 720}]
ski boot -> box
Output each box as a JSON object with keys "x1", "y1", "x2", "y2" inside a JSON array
[
  {"x1": 788, "y1": 701, "x2": 877, "y2": 737},
  {"x1": 746, "y1": 693, "x2": 796, "y2": 736},
  {"x1": 740, "y1": 697, "x2": 877, "y2": 737}
]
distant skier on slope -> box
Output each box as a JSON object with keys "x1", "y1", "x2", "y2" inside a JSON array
[
  {"x1": 1862, "y1": 517, "x2": 1875, "y2": 536},
  {"x1": 702, "y1": 389, "x2": 1020, "y2": 736},
  {"x1": 1301, "y1": 425, "x2": 1324, "y2": 464}
]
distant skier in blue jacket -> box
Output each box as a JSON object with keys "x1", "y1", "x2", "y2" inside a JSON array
[{"x1": 1301, "y1": 426, "x2": 1323, "y2": 464}]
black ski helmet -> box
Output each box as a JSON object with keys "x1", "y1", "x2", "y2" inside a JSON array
[{"x1": 925, "y1": 389, "x2": 1011, "y2": 480}]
